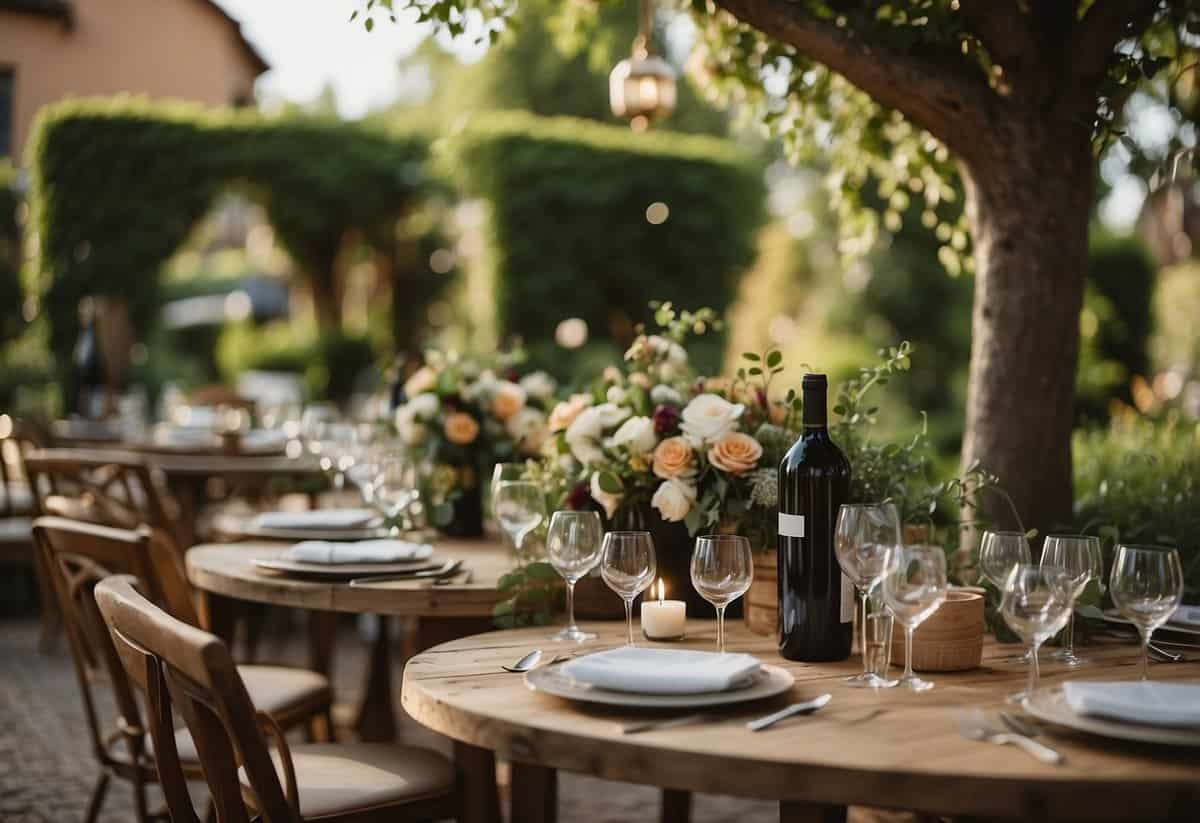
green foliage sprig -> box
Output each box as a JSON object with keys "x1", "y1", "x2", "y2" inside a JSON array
[{"x1": 492, "y1": 561, "x2": 563, "y2": 628}]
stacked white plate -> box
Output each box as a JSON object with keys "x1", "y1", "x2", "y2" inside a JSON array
[{"x1": 1023, "y1": 682, "x2": 1200, "y2": 746}]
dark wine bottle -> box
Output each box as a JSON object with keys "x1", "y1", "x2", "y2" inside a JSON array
[{"x1": 777, "y1": 373, "x2": 853, "y2": 661}]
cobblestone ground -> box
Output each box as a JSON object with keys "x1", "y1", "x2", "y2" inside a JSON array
[{"x1": 1, "y1": 614, "x2": 904, "y2": 823}]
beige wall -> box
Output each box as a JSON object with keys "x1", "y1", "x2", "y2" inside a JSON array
[{"x1": 0, "y1": 0, "x2": 262, "y2": 161}]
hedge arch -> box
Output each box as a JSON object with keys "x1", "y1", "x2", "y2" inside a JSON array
[{"x1": 26, "y1": 97, "x2": 440, "y2": 379}]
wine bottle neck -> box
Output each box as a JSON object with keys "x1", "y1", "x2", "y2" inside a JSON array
[{"x1": 802, "y1": 390, "x2": 827, "y2": 429}]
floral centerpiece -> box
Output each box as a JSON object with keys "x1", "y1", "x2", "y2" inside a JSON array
[
  {"x1": 535, "y1": 303, "x2": 799, "y2": 610},
  {"x1": 394, "y1": 348, "x2": 557, "y2": 536}
]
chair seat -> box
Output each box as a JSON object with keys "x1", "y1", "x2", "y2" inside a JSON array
[
  {"x1": 238, "y1": 664, "x2": 331, "y2": 722},
  {"x1": 0, "y1": 516, "x2": 32, "y2": 546},
  {"x1": 241, "y1": 743, "x2": 455, "y2": 819}
]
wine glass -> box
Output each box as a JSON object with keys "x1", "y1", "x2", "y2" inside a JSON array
[
  {"x1": 601, "y1": 531, "x2": 656, "y2": 646},
  {"x1": 371, "y1": 452, "x2": 420, "y2": 534},
  {"x1": 979, "y1": 530, "x2": 1032, "y2": 588},
  {"x1": 314, "y1": 421, "x2": 358, "y2": 492},
  {"x1": 546, "y1": 510, "x2": 604, "y2": 643},
  {"x1": 882, "y1": 544, "x2": 948, "y2": 692},
  {"x1": 491, "y1": 462, "x2": 526, "y2": 545},
  {"x1": 835, "y1": 502, "x2": 901, "y2": 687},
  {"x1": 1109, "y1": 544, "x2": 1184, "y2": 680},
  {"x1": 1040, "y1": 534, "x2": 1102, "y2": 667},
  {"x1": 1000, "y1": 565, "x2": 1073, "y2": 701},
  {"x1": 493, "y1": 481, "x2": 546, "y2": 558},
  {"x1": 690, "y1": 535, "x2": 753, "y2": 653}
]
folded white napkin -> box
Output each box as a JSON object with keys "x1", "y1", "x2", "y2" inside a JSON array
[
  {"x1": 253, "y1": 509, "x2": 378, "y2": 530},
  {"x1": 1063, "y1": 681, "x2": 1200, "y2": 728},
  {"x1": 561, "y1": 647, "x2": 762, "y2": 695},
  {"x1": 286, "y1": 539, "x2": 434, "y2": 565},
  {"x1": 1171, "y1": 605, "x2": 1200, "y2": 627},
  {"x1": 153, "y1": 426, "x2": 217, "y2": 446},
  {"x1": 240, "y1": 429, "x2": 288, "y2": 451}
]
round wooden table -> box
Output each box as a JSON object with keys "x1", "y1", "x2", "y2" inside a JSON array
[
  {"x1": 402, "y1": 620, "x2": 1200, "y2": 823},
  {"x1": 187, "y1": 537, "x2": 513, "y2": 742}
]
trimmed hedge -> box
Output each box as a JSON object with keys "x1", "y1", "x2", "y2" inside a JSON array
[
  {"x1": 25, "y1": 97, "x2": 435, "y2": 379},
  {"x1": 0, "y1": 161, "x2": 21, "y2": 343},
  {"x1": 448, "y1": 112, "x2": 765, "y2": 375}
]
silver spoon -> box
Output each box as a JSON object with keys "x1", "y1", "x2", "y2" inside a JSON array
[
  {"x1": 502, "y1": 649, "x2": 544, "y2": 673},
  {"x1": 746, "y1": 693, "x2": 832, "y2": 732}
]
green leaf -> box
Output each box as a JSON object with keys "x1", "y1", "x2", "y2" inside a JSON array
[
  {"x1": 766, "y1": 350, "x2": 782, "y2": 369},
  {"x1": 748, "y1": 367, "x2": 762, "y2": 376},
  {"x1": 525, "y1": 562, "x2": 559, "y2": 581},
  {"x1": 742, "y1": 352, "x2": 760, "y2": 362},
  {"x1": 492, "y1": 599, "x2": 514, "y2": 617},
  {"x1": 364, "y1": 17, "x2": 375, "y2": 31},
  {"x1": 497, "y1": 571, "x2": 524, "y2": 592},
  {"x1": 598, "y1": 471, "x2": 623, "y2": 495}
]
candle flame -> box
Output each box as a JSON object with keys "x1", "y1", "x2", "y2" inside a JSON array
[{"x1": 657, "y1": 578, "x2": 665, "y2": 604}]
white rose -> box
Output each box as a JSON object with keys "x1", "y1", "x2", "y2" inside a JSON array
[
  {"x1": 651, "y1": 478, "x2": 696, "y2": 523},
  {"x1": 647, "y1": 334, "x2": 687, "y2": 366},
  {"x1": 399, "y1": 418, "x2": 427, "y2": 446},
  {"x1": 463, "y1": 369, "x2": 498, "y2": 401},
  {"x1": 650, "y1": 385, "x2": 682, "y2": 406},
  {"x1": 519, "y1": 371, "x2": 557, "y2": 400},
  {"x1": 564, "y1": 403, "x2": 630, "y2": 467},
  {"x1": 506, "y1": 407, "x2": 547, "y2": 455},
  {"x1": 408, "y1": 393, "x2": 439, "y2": 421},
  {"x1": 679, "y1": 393, "x2": 744, "y2": 447},
  {"x1": 606, "y1": 416, "x2": 657, "y2": 455},
  {"x1": 590, "y1": 472, "x2": 623, "y2": 519},
  {"x1": 606, "y1": 385, "x2": 627, "y2": 405}
]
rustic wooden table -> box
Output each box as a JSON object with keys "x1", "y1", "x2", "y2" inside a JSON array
[
  {"x1": 187, "y1": 537, "x2": 512, "y2": 741},
  {"x1": 402, "y1": 620, "x2": 1200, "y2": 823}
]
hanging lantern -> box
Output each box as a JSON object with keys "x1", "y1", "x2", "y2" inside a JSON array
[{"x1": 609, "y1": 0, "x2": 676, "y2": 130}]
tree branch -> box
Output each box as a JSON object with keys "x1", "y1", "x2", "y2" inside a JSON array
[
  {"x1": 956, "y1": 0, "x2": 1031, "y2": 80},
  {"x1": 711, "y1": 0, "x2": 997, "y2": 162}
]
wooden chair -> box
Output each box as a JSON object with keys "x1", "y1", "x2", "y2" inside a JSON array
[
  {"x1": 34, "y1": 517, "x2": 337, "y2": 822},
  {"x1": 24, "y1": 447, "x2": 187, "y2": 552},
  {"x1": 95, "y1": 574, "x2": 461, "y2": 823},
  {"x1": 0, "y1": 418, "x2": 56, "y2": 646}
]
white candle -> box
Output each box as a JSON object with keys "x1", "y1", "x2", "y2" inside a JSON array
[{"x1": 640, "y1": 579, "x2": 686, "y2": 640}]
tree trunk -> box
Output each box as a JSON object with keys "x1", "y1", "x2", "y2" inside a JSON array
[
  {"x1": 310, "y1": 270, "x2": 342, "y2": 331},
  {"x1": 959, "y1": 118, "x2": 1094, "y2": 535}
]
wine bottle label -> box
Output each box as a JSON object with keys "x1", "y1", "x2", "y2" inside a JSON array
[
  {"x1": 841, "y1": 573, "x2": 854, "y2": 624},
  {"x1": 777, "y1": 513, "x2": 805, "y2": 538}
]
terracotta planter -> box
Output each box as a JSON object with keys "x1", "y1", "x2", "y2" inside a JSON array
[
  {"x1": 745, "y1": 550, "x2": 777, "y2": 636},
  {"x1": 890, "y1": 588, "x2": 984, "y2": 672}
]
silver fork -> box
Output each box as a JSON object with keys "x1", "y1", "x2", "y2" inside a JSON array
[
  {"x1": 957, "y1": 709, "x2": 1063, "y2": 765},
  {"x1": 999, "y1": 710, "x2": 1038, "y2": 737}
]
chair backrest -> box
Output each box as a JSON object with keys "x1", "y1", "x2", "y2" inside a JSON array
[
  {"x1": 31, "y1": 523, "x2": 149, "y2": 771},
  {"x1": 95, "y1": 575, "x2": 298, "y2": 823},
  {"x1": 0, "y1": 416, "x2": 43, "y2": 518},
  {"x1": 23, "y1": 448, "x2": 181, "y2": 548}
]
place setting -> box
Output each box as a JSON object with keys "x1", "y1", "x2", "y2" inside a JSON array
[{"x1": 506, "y1": 517, "x2": 804, "y2": 726}]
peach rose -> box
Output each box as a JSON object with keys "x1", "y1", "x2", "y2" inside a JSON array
[
  {"x1": 443, "y1": 412, "x2": 480, "y2": 445},
  {"x1": 653, "y1": 436, "x2": 696, "y2": 480},
  {"x1": 548, "y1": 394, "x2": 590, "y2": 433},
  {"x1": 404, "y1": 366, "x2": 438, "y2": 398},
  {"x1": 708, "y1": 431, "x2": 763, "y2": 475},
  {"x1": 491, "y1": 381, "x2": 526, "y2": 421}
]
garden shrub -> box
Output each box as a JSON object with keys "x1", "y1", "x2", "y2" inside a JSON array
[
  {"x1": 216, "y1": 321, "x2": 377, "y2": 403},
  {"x1": 1073, "y1": 412, "x2": 1200, "y2": 599},
  {"x1": 0, "y1": 161, "x2": 21, "y2": 344},
  {"x1": 447, "y1": 112, "x2": 765, "y2": 378},
  {"x1": 25, "y1": 97, "x2": 434, "y2": 395}
]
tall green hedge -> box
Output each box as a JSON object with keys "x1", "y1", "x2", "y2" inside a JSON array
[
  {"x1": 25, "y1": 97, "x2": 435, "y2": 379},
  {"x1": 448, "y1": 112, "x2": 765, "y2": 375},
  {"x1": 0, "y1": 161, "x2": 21, "y2": 343}
]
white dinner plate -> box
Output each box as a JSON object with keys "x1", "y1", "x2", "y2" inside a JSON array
[
  {"x1": 254, "y1": 556, "x2": 445, "y2": 580},
  {"x1": 524, "y1": 662, "x2": 795, "y2": 709},
  {"x1": 232, "y1": 523, "x2": 392, "y2": 542},
  {"x1": 1022, "y1": 686, "x2": 1200, "y2": 747}
]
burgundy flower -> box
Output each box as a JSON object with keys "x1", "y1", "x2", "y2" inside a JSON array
[
  {"x1": 505, "y1": 368, "x2": 520, "y2": 382},
  {"x1": 756, "y1": 388, "x2": 767, "y2": 409},
  {"x1": 566, "y1": 482, "x2": 590, "y2": 510},
  {"x1": 442, "y1": 393, "x2": 463, "y2": 409},
  {"x1": 653, "y1": 404, "x2": 681, "y2": 436}
]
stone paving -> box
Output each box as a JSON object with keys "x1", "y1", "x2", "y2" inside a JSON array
[{"x1": 0, "y1": 614, "x2": 905, "y2": 822}]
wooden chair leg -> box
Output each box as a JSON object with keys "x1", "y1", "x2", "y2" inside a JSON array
[
  {"x1": 454, "y1": 741, "x2": 501, "y2": 823},
  {"x1": 84, "y1": 770, "x2": 111, "y2": 823},
  {"x1": 354, "y1": 616, "x2": 397, "y2": 742},
  {"x1": 33, "y1": 553, "x2": 61, "y2": 653},
  {"x1": 307, "y1": 609, "x2": 339, "y2": 678},
  {"x1": 510, "y1": 762, "x2": 557, "y2": 823},
  {"x1": 780, "y1": 801, "x2": 847, "y2": 823},
  {"x1": 661, "y1": 789, "x2": 692, "y2": 823}
]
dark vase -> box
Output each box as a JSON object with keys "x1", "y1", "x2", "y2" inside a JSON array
[
  {"x1": 442, "y1": 469, "x2": 484, "y2": 538},
  {"x1": 613, "y1": 503, "x2": 742, "y2": 619}
]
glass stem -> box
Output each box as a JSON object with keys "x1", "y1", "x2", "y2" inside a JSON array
[
  {"x1": 334, "y1": 471, "x2": 344, "y2": 492},
  {"x1": 565, "y1": 580, "x2": 576, "y2": 631},
  {"x1": 1028, "y1": 641, "x2": 1041, "y2": 696},
  {"x1": 1065, "y1": 611, "x2": 1075, "y2": 656},
  {"x1": 624, "y1": 597, "x2": 634, "y2": 646},
  {"x1": 716, "y1": 605, "x2": 727, "y2": 654},
  {"x1": 904, "y1": 625, "x2": 915, "y2": 680},
  {"x1": 859, "y1": 589, "x2": 869, "y2": 676},
  {"x1": 1139, "y1": 627, "x2": 1151, "y2": 681}
]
